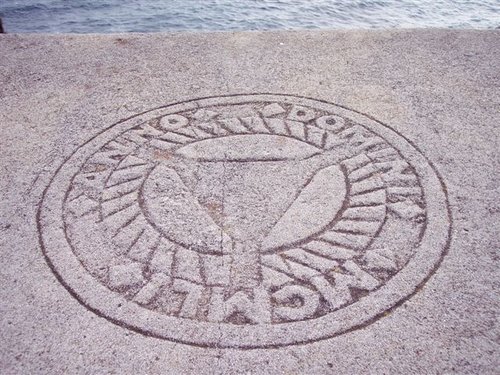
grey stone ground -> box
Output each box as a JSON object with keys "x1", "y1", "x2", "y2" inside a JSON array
[{"x1": 0, "y1": 29, "x2": 499, "y2": 374}]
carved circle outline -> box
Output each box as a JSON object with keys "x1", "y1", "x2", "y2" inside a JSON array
[{"x1": 37, "y1": 94, "x2": 451, "y2": 349}]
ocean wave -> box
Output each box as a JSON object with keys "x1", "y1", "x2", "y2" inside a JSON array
[{"x1": 0, "y1": 0, "x2": 499, "y2": 33}]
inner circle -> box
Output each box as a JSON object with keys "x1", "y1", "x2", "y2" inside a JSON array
[{"x1": 139, "y1": 133, "x2": 349, "y2": 293}]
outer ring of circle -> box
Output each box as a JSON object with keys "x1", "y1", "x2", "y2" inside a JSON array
[{"x1": 38, "y1": 94, "x2": 451, "y2": 349}]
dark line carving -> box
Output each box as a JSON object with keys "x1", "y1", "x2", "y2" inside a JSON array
[{"x1": 37, "y1": 93, "x2": 451, "y2": 350}]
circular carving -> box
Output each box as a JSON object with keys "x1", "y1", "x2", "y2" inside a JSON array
[{"x1": 38, "y1": 94, "x2": 450, "y2": 348}]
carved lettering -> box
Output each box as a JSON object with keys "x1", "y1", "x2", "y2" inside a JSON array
[
  {"x1": 208, "y1": 287, "x2": 271, "y2": 324},
  {"x1": 273, "y1": 285, "x2": 319, "y2": 321}
]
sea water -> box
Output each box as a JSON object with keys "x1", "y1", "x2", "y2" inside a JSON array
[{"x1": 1, "y1": 0, "x2": 498, "y2": 33}]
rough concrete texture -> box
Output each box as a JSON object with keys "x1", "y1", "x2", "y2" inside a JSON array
[{"x1": 0, "y1": 29, "x2": 498, "y2": 374}]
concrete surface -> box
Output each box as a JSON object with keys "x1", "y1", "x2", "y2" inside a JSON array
[{"x1": 0, "y1": 29, "x2": 498, "y2": 374}]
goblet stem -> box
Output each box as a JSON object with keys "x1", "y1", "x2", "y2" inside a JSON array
[{"x1": 229, "y1": 240, "x2": 261, "y2": 291}]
